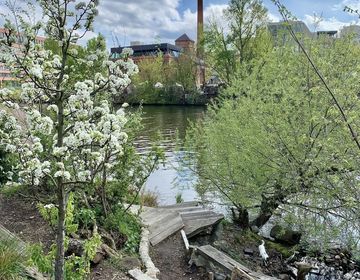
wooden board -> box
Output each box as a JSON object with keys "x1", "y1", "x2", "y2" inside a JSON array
[
  {"x1": 197, "y1": 245, "x2": 279, "y2": 280},
  {"x1": 130, "y1": 202, "x2": 224, "y2": 245},
  {"x1": 159, "y1": 201, "x2": 200, "y2": 208},
  {"x1": 149, "y1": 214, "x2": 184, "y2": 246},
  {"x1": 0, "y1": 224, "x2": 26, "y2": 254},
  {"x1": 182, "y1": 212, "x2": 224, "y2": 238}
]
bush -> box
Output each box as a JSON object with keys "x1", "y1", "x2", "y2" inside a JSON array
[{"x1": 104, "y1": 208, "x2": 141, "y2": 255}]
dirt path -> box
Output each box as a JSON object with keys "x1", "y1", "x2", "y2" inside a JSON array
[
  {"x1": 0, "y1": 194, "x2": 54, "y2": 250},
  {"x1": 0, "y1": 195, "x2": 130, "y2": 280},
  {"x1": 150, "y1": 231, "x2": 207, "y2": 280}
]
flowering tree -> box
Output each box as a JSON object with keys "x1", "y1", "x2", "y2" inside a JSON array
[{"x1": 0, "y1": 0, "x2": 138, "y2": 279}]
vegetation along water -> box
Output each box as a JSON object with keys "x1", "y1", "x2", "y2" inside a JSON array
[{"x1": 0, "y1": 0, "x2": 360, "y2": 279}]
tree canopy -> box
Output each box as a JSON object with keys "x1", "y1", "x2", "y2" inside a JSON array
[{"x1": 186, "y1": 35, "x2": 360, "y2": 252}]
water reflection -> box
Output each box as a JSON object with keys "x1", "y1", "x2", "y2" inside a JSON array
[{"x1": 133, "y1": 105, "x2": 205, "y2": 205}]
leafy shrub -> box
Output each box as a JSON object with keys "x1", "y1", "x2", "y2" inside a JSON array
[
  {"x1": 104, "y1": 208, "x2": 141, "y2": 255},
  {"x1": 28, "y1": 244, "x2": 53, "y2": 275}
]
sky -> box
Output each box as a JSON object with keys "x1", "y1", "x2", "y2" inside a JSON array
[
  {"x1": 1, "y1": 0, "x2": 360, "y2": 47},
  {"x1": 90, "y1": 0, "x2": 360, "y2": 48}
]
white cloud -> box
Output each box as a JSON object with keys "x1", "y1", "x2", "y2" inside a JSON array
[
  {"x1": 333, "y1": 0, "x2": 360, "y2": 12},
  {"x1": 95, "y1": 0, "x2": 230, "y2": 47},
  {"x1": 303, "y1": 14, "x2": 357, "y2": 32},
  {"x1": 268, "y1": 12, "x2": 281, "y2": 22},
  {"x1": 77, "y1": 31, "x2": 98, "y2": 46}
]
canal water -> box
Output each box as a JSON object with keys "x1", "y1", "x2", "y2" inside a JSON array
[{"x1": 133, "y1": 105, "x2": 206, "y2": 205}]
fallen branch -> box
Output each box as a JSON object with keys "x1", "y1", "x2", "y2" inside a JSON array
[{"x1": 138, "y1": 228, "x2": 160, "y2": 279}]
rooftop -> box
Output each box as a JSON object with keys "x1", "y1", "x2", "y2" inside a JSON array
[
  {"x1": 110, "y1": 43, "x2": 182, "y2": 59},
  {"x1": 175, "y1": 33, "x2": 194, "y2": 42},
  {"x1": 111, "y1": 43, "x2": 181, "y2": 53}
]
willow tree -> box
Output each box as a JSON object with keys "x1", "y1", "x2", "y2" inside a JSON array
[
  {"x1": 0, "y1": 1, "x2": 138, "y2": 279},
  {"x1": 186, "y1": 36, "x2": 360, "y2": 248}
]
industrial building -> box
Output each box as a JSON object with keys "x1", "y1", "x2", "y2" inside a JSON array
[{"x1": 110, "y1": 33, "x2": 195, "y2": 64}]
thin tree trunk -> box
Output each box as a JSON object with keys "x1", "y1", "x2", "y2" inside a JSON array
[
  {"x1": 251, "y1": 192, "x2": 285, "y2": 228},
  {"x1": 100, "y1": 166, "x2": 108, "y2": 218},
  {"x1": 55, "y1": 184, "x2": 66, "y2": 280},
  {"x1": 232, "y1": 206, "x2": 250, "y2": 229},
  {"x1": 54, "y1": 98, "x2": 65, "y2": 280}
]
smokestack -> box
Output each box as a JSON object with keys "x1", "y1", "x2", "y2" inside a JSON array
[
  {"x1": 197, "y1": 0, "x2": 205, "y2": 87},
  {"x1": 197, "y1": 0, "x2": 204, "y2": 57}
]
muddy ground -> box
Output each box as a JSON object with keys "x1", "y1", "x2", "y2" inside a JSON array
[
  {"x1": 150, "y1": 232, "x2": 207, "y2": 280},
  {"x1": 1, "y1": 194, "x2": 292, "y2": 279},
  {"x1": 189, "y1": 222, "x2": 291, "y2": 278},
  {"x1": 0, "y1": 194, "x2": 131, "y2": 279}
]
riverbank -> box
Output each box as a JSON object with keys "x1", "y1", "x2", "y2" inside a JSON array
[
  {"x1": 114, "y1": 86, "x2": 213, "y2": 106},
  {"x1": 3, "y1": 193, "x2": 360, "y2": 280}
]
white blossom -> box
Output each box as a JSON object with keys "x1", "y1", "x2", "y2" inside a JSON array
[
  {"x1": 29, "y1": 64, "x2": 43, "y2": 79},
  {"x1": 0, "y1": 26, "x2": 137, "y2": 191}
]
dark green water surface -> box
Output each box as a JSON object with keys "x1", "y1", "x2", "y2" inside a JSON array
[{"x1": 134, "y1": 105, "x2": 205, "y2": 205}]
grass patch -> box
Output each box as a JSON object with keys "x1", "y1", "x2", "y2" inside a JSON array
[
  {"x1": 266, "y1": 240, "x2": 298, "y2": 258},
  {"x1": 0, "y1": 238, "x2": 27, "y2": 280},
  {"x1": 140, "y1": 191, "x2": 159, "y2": 207},
  {"x1": 232, "y1": 227, "x2": 297, "y2": 258}
]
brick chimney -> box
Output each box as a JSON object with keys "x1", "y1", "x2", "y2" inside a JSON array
[
  {"x1": 197, "y1": 0, "x2": 205, "y2": 87},
  {"x1": 197, "y1": 0, "x2": 204, "y2": 57}
]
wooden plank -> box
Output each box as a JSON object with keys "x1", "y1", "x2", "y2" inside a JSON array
[
  {"x1": 180, "y1": 229, "x2": 190, "y2": 251},
  {"x1": 140, "y1": 208, "x2": 169, "y2": 221},
  {"x1": 135, "y1": 202, "x2": 225, "y2": 244},
  {"x1": 0, "y1": 224, "x2": 26, "y2": 254},
  {"x1": 159, "y1": 201, "x2": 199, "y2": 208},
  {"x1": 197, "y1": 245, "x2": 278, "y2": 280},
  {"x1": 180, "y1": 210, "x2": 215, "y2": 218},
  {"x1": 181, "y1": 212, "x2": 223, "y2": 220},
  {"x1": 184, "y1": 216, "x2": 224, "y2": 238},
  {"x1": 169, "y1": 206, "x2": 204, "y2": 213},
  {"x1": 149, "y1": 216, "x2": 184, "y2": 246},
  {"x1": 144, "y1": 211, "x2": 176, "y2": 226},
  {"x1": 148, "y1": 212, "x2": 182, "y2": 236},
  {"x1": 0, "y1": 225, "x2": 49, "y2": 280}
]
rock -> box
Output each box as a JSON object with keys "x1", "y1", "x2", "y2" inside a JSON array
[
  {"x1": 92, "y1": 248, "x2": 106, "y2": 264},
  {"x1": 66, "y1": 238, "x2": 84, "y2": 257},
  {"x1": 279, "y1": 274, "x2": 290, "y2": 280},
  {"x1": 270, "y1": 225, "x2": 301, "y2": 245},
  {"x1": 128, "y1": 268, "x2": 156, "y2": 280},
  {"x1": 243, "y1": 248, "x2": 254, "y2": 256},
  {"x1": 251, "y1": 225, "x2": 259, "y2": 234},
  {"x1": 211, "y1": 222, "x2": 224, "y2": 241},
  {"x1": 120, "y1": 256, "x2": 142, "y2": 271},
  {"x1": 214, "y1": 272, "x2": 226, "y2": 280},
  {"x1": 213, "y1": 240, "x2": 227, "y2": 251},
  {"x1": 295, "y1": 262, "x2": 313, "y2": 280}
]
